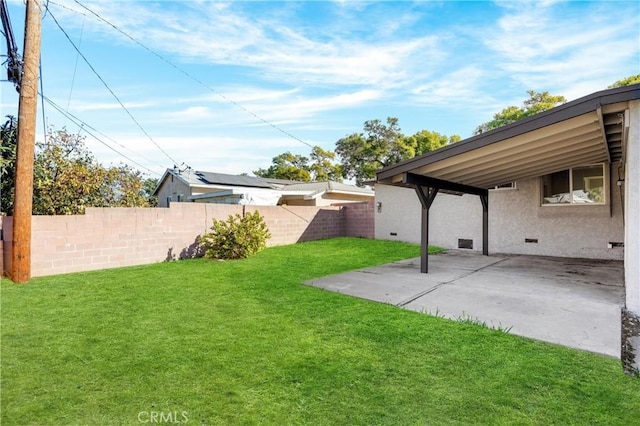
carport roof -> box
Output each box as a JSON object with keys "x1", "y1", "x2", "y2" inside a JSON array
[{"x1": 377, "y1": 84, "x2": 640, "y2": 189}]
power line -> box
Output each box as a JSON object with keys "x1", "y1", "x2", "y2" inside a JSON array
[
  {"x1": 44, "y1": 4, "x2": 180, "y2": 166},
  {"x1": 42, "y1": 94, "x2": 162, "y2": 176},
  {"x1": 66, "y1": 14, "x2": 84, "y2": 119},
  {"x1": 38, "y1": 56, "x2": 46, "y2": 138},
  {"x1": 1, "y1": 0, "x2": 22, "y2": 91},
  {"x1": 65, "y1": 0, "x2": 316, "y2": 150}
]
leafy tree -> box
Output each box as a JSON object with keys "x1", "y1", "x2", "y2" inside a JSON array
[
  {"x1": 1, "y1": 116, "x2": 17, "y2": 215},
  {"x1": 254, "y1": 146, "x2": 343, "y2": 182},
  {"x1": 407, "y1": 130, "x2": 461, "y2": 156},
  {"x1": 102, "y1": 165, "x2": 151, "y2": 208},
  {"x1": 254, "y1": 151, "x2": 311, "y2": 181},
  {"x1": 335, "y1": 117, "x2": 414, "y2": 186},
  {"x1": 609, "y1": 74, "x2": 640, "y2": 88},
  {"x1": 142, "y1": 177, "x2": 159, "y2": 207},
  {"x1": 33, "y1": 129, "x2": 109, "y2": 215},
  {"x1": 335, "y1": 117, "x2": 459, "y2": 186},
  {"x1": 308, "y1": 146, "x2": 343, "y2": 182},
  {"x1": 473, "y1": 90, "x2": 567, "y2": 135},
  {"x1": 1, "y1": 120, "x2": 156, "y2": 215}
]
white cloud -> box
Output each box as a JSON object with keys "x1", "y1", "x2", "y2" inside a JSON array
[
  {"x1": 9, "y1": 0, "x2": 637, "y2": 177},
  {"x1": 483, "y1": 1, "x2": 640, "y2": 96},
  {"x1": 60, "y1": 0, "x2": 445, "y2": 90},
  {"x1": 410, "y1": 66, "x2": 487, "y2": 106},
  {"x1": 83, "y1": 132, "x2": 305, "y2": 176},
  {"x1": 152, "y1": 87, "x2": 381, "y2": 131}
]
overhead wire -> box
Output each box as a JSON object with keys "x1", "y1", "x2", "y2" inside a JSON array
[
  {"x1": 65, "y1": 14, "x2": 84, "y2": 126},
  {"x1": 1, "y1": 1, "x2": 160, "y2": 176},
  {"x1": 66, "y1": 0, "x2": 316, "y2": 150},
  {"x1": 42, "y1": 94, "x2": 162, "y2": 176},
  {"x1": 44, "y1": 3, "x2": 180, "y2": 166},
  {"x1": 39, "y1": 55, "x2": 46, "y2": 139}
]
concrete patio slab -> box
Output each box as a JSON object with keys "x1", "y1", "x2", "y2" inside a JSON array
[{"x1": 304, "y1": 251, "x2": 624, "y2": 357}]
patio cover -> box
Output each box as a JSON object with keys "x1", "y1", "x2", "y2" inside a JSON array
[{"x1": 376, "y1": 84, "x2": 640, "y2": 273}]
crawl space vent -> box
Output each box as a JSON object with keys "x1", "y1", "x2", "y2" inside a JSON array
[{"x1": 458, "y1": 239, "x2": 473, "y2": 250}]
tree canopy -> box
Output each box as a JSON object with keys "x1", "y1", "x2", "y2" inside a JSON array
[
  {"x1": 0, "y1": 116, "x2": 18, "y2": 215},
  {"x1": 1, "y1": 116, "x2": 157, "y2": 215},
  {"x1": 335, "y1": 117, "x2": 459, "y2": 186},
  {"x1": 609, "y1": 74, "x2": 640, "y2": 88},
  {"x1": 254, "y1": 146, "x2": 342, "y2": 182},
  {"x1": 473, "y1": 90, "x2": 567, "y2": 135}
]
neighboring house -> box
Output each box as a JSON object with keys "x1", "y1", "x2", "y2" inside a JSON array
[
  {"x1": 154, "y1": 169, "x2": 373, "y2": 207},
  {"x1": 374, "y1": 84, "x2": 640, "y2": 374}
]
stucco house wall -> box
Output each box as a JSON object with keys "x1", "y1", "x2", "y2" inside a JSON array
[
  {"x1": 375, "y1": 166, "x2": 624, "y2": 260},
  {"x1": 623, "y1": 99, "x2": 640, "y2": 374},
  {"x1": 156, "y1": 176, "x2": 192, "y2": 207}
]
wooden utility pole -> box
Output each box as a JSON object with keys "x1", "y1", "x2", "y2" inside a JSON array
[{"x1": 11, "y1": 0, "x2": 42, "y2": 283}]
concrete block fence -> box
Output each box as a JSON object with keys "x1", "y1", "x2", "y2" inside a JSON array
[{"x1": 0, "y1": 201, "x2": 374, "y2": 278}]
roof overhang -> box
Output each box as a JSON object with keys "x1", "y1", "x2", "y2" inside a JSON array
[{"x1": 377, "y1": 85, "x2": 640, "y2": 189}]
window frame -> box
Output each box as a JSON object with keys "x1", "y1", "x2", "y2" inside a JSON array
[
  {"x1": 490, "y1": 182, "x2": 517, "y2": 191},
  {"x1": 540, "y1": 163, "x2": 607, "y2": 206}
]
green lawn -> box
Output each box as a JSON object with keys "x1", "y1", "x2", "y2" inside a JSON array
[{"x1": 1, "y1": 238, "x2": 639, "y2": 425}]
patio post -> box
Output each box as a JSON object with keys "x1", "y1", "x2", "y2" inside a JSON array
[
  {"x1": 412, "y1": 185, "x2": 438, "y2": 273},
  {"x1": 480, "y1": 194, "x2": 489, "y2": 256}
]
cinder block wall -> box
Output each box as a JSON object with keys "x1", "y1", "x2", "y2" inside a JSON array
[
  {"x1": 1, "y1": 202, "x2": 372, "y2": 278},
  {"x1": 337, "y1": 200, "x2": 375, "y2": 239}
]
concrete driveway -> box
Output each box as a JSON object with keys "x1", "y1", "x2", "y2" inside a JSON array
[{"x1": 304, "y1": 251, "x2": 624, "y2": 357}]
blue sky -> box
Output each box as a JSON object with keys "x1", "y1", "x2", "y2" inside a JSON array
[{"x1": 2, "y1": 0, "x2": 639, "y2": 179}]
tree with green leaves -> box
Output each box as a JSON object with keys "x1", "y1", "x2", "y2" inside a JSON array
[
  {"x1": 0, "y1": 116, "x2": 17, "y2": 215},
  {"x1": 335, "y1": 117, "x2": 412, "y2": 186},
  {"x1": 142, "y1": 177, "x2": 159, "y2": 207},
  {"x1": 407, "y1": 130, "x2": 461, "y2": 156},
  {"x1": 335, "y1": 117, "x2": 460, "y2": 186},
  {"x1": 473, "y1": 90, "x2": 567, "y2": 135},
  {"x1": 0, "y1": 116, "x2": 156, "y2": 215},
  {"x1": 609, "y1": 74, "x2": 640, "y2": 88},
  {"x1": 254, "y1": 146, "x2": 343, "y2": 182},
  {"x1": 308, "y1": 146, "x2": 343, "y2": 182},
  {"x1": 254, "y1": 152, "x2": 311, "y2": 181},
  {"x1": 33, "y1": 129, "x2": 108, "y2": 215}
]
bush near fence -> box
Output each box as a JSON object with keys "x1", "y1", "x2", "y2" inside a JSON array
[{"x1": 0, "y1": 201, "x2": 374, "y2": 278}]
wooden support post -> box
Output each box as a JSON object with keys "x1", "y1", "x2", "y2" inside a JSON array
[
  {"x1": 480, "y1": 194, "x2": 489, "y2": 256},
  {"x1": 413, "y1": 185, "x2": 438, "y2": 274},
  {"x1": 421, "y1": 203, "x2": 429, "y2": 273},
  {"x1": 11, "y1": 0, "x2": 42, "y2": 283}
]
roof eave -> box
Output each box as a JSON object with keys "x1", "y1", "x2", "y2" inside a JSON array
[{"x1": 377, "y1": 84, "x2": 640, "y2": 181}]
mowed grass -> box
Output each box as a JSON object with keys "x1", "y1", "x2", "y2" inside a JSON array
[{"x1": 1, "y1": 238, "x2": 639, "y2": 425}]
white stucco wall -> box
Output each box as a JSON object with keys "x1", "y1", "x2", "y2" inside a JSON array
[
  {"x1": 375, "y1": 167, "x2": 624, "y2": 260},
  {"x1": 625, "y1": 100, "x2": 640, "y2": 313},
  {"x1": 157, "y1": 177, "x2": 191, "y2": 207}
]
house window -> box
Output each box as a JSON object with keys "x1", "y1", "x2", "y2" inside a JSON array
[
  {"x1": 492, "y1": 182, "x2": 516, "y2": 190},
  {"x1": 541, "y1": 164, "x2": 605, "y2": 205}
]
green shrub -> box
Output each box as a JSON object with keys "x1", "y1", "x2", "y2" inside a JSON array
[{"x1": 200, "y1": 210, "x2": 271, "y2": 260}]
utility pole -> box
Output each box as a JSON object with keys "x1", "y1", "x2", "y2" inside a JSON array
[{"x1": 11, "y1": 0, "x2": 42, "y2": 283}]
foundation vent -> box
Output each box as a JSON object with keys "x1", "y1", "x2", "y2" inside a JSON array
[
  {"x1": 525, "y1": 238, "x2": 538, "y2": 244},
  {"x1": 458, "y1": 238, "x2": 473, "y2": 250}
]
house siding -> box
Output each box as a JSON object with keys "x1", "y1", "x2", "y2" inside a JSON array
[
  {"x1": 375, "y1": 167, "x2": 624, "y2": 260},
  {"x1": 622, "y1": 100, "x2": 640, "y2": 375},
  {"x1": 156, "y1": 176, "x2": 191, "y2": 207}
]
